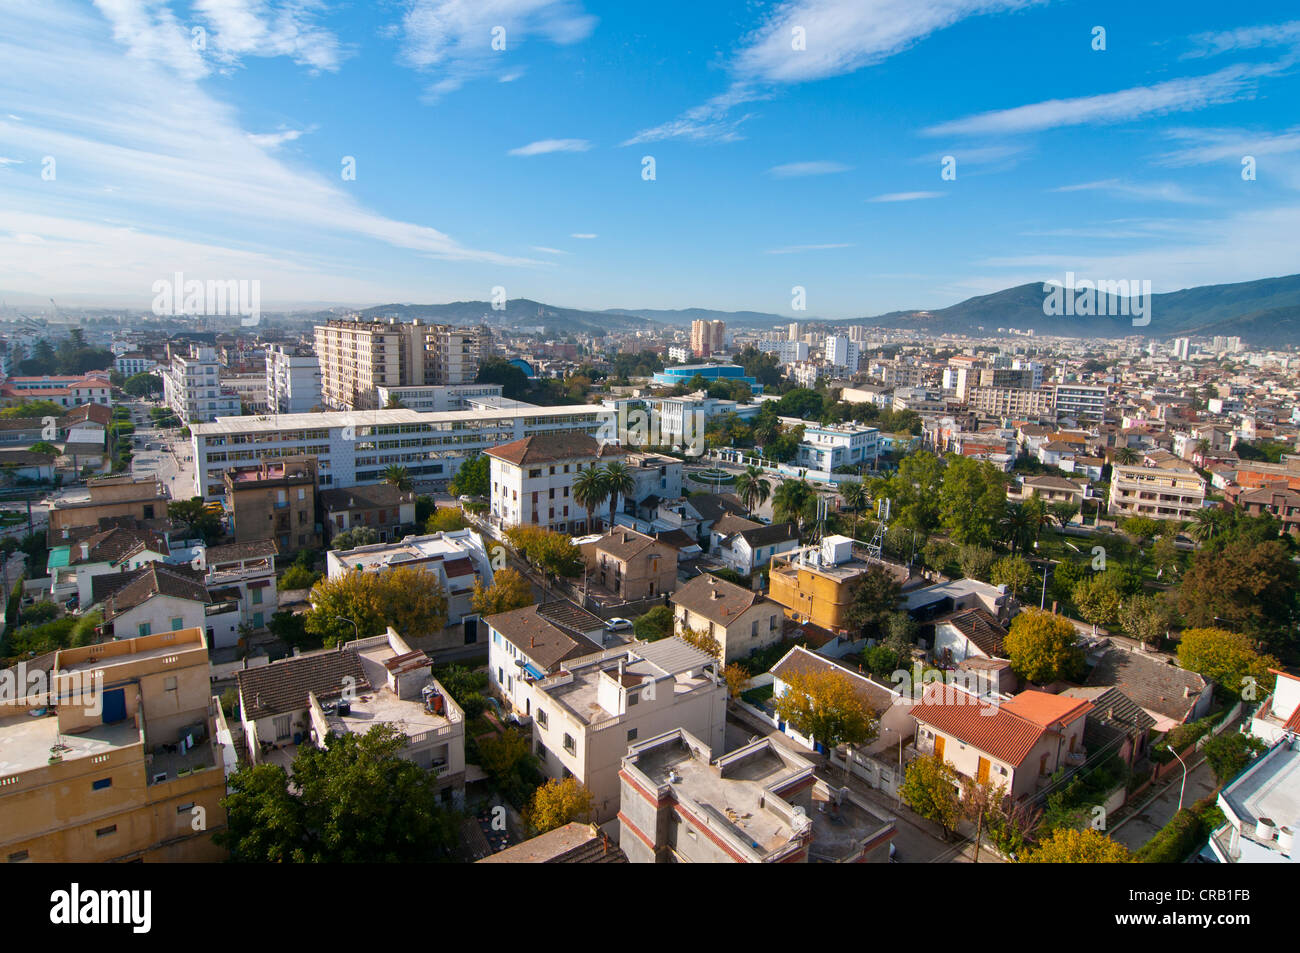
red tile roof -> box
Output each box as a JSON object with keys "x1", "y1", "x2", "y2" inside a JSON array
[{"x1": 910, "y1": 682, "x2": 1048, "y2": 767}]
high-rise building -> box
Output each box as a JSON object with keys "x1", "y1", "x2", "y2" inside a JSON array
[
  {"x1": 313, "y1": 318, "x2": 491, "y2": 411},
  {"x1": 1172, "y1": 338, "x2": 1191, "y2": 361},
  {"x1": 265, "y1": 344, "x2": 322, "y2": 414},
  {"x1": 788, "y1": 322, "x2": 800, "y2": 342},
  {"x1": 824, "y1": 335, "x2": 859, "y2": 374},
  {"x1": 690, "y1": 319, "x2": 726, "y2": 358},
  {"x1": 162, "y1": 344, "x2": 241, "y2": 425}
]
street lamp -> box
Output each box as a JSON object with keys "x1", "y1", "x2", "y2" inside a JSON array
[
  {"x1": 1170, "y1": 746, "x2": 1189, "y2": 812},
  {"x1": 335, "y1": 616, "x2": 359, "y2": 644}
]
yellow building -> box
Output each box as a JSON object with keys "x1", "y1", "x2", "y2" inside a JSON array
[
  {"x1": 767, "y1": 537, "x2": 911, "y2": 634},
  {"x1": 0, "y1": 628, "x2": 229, "y2": 863}
]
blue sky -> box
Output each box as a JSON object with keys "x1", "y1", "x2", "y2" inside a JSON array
[{"x1": 1, "y1": 0, "x2": 1299, "y2": 319}]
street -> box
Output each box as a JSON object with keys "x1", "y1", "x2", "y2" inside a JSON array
[{"x1": 1109, "y1": 752, "x2": 1218, "y2": 851}]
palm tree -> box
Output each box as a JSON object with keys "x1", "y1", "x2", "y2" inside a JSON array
[
  {"x1": 735, "y1": 466, "x2": 772, "y2": 517},
  {"x1": 602, "y1": 462, "x2": 635, "y2": 529},
  {"x1": 384, "y1": 395, "x2": 406, "y2": 409},
  {"x1": 999, "y1": 502, "x2": 1034, "y2": 556},
  {"x1": 772, "y1": 479, "x2": 815, "y2": 533},
  {"x1": 382, "y1": 464, "x2": 412, "y2": 492},
  {"x1": 839, "y1": 480, "x2": 868, "y2": 536},
  {"x1": 1187, "y1": 507, "x2": 1224, "y2": 544},
  {"x1": 1113, "y1": 446, "x2": 1139, "y2": 466},
  {"x1": 573, "y1": 465, "x2": 609, "y2": 533}
]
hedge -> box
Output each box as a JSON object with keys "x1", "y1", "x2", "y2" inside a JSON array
[{"x1": 1132, "y1": 795, "x2": 1224, "y2": 863}]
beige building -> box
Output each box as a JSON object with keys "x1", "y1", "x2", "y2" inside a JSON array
[
  {"x1": 224, "y1": 455, "x2": 321, "y2": 552},
  {"x1": 671, "y1": 572, "x2": 784, "y2": 664},
  {"x1": 1108, "y1": 456, "x2": 1206, "y2": 521},
  {"x1": 0, "y1": 628, "x2": 229, "y2": 862},
  {"x1": 968, "y1": 386, "x2": 1055, "y2": 419},
  {"x1": 314, "y1": 318, "x2": 489, "y2": 411},
  {"x1": 582, "y1": 528, "x2": 677, "y2": 601},
  {"x1": 690, "y1": 319, "x2": 725, "y2": 358},
  {"x1": 48, "y1": 475, "x2": 169, "y2": 537}
]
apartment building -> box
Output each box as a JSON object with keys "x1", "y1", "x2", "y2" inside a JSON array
[
  {"x1": 487, "y1": 431, "x2": 628, "y2": 534},
  {"x1": 236, "y1": 628, "x2": 466, "y2": 804},
  {"x1": 671, "y1": 573, "x2": 784, "y2": 664},
  {"x1": 1108, "y1": 456, "x2": 1207, "y2": 521},
  {"x1": 1053, "y1": 383, "x2": 1109, "y2": 421},
  {"x1": 313, "y1": 318, "x2": 490, "y2": 411},
  {"x1": 968, "y1": 386, "x2": 1055, "y2": 420},
  {"x1": 796, "y1": 422, "x2": 880, "y2": 476},
  {"x1": 0, "y1": 371, "x2": 113, "y2": 409},
  {"x1": 189, "y1": 404, "x2": 610, "y2": 501},
  {"x1": 1208, "y1": 736, "x2": 1299, "y2": 863},
  {"x1": 0, "y1": 628, "x2": 228, "y2": 862},
  {"x1": 757, "y1": 340, "x2": 809, "y2": 365},
  {"x1": 619, "y1": 728, "x2": 895, "y2": 863},
  {"x1": 203, "y1": 539, "x2": 278, "y2": 634},
  {"x1": 223, "y1": 455, "x2": 321, "y2": 552},
  {"x1": 581, "y1": 528, "x2": 678, "y2": 601},
  {"x1": 115, "y1": 352, "x2": 157, "y2": 376},
  {"x1": 48, "y1": 474, "x2": 169, "y2": 537},
  {"x1": 825, "y1": 335, "x2": 860, "y2": 374},
  {"x1": 520, "y1": 638, "x2": 727, "y2": 822},
  {"x1": 768, "y1": 537, "x2": 913, "y2": 634},
  {"x1": 162, "y1": 345, "x2": 241, "y2": 425},
  {"x1": 374, "y1": 383, "x2": 503, "y2": 412},
  {"x1": 320, "y1": 483, "x2": 417, "y2": 542},
  {"x1": 690, "y1": 319, "x2": 725, "y2": 357},
  {"x1": 265, "y1": 344, "x2": 322, "y2": 415},
  {"x1": 486, "y1": 600, "x2": 613, "y2": 714}
]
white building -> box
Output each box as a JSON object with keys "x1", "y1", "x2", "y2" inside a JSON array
[
  {"x1": 1052, "y1": 383, "x2": 1108, "y2": 421},
  {"x1": 758, "y1": 340, "x2": 810, "y2": 365},
  {"x1": 163, "y1": 345, "x2": 241, "y2": 425},
  {"x1": 374, "y1": 383, "x2": 503, "y2": 413},
  {"x1": 115, "y1": 352, "x2": 157, "y2": 377},
  {"x1": 825, "y1": 336, "x2": 859, "y2": 374},
  {"x1": 667, "y1": 345, "x2": 692, "y2": 364},
  {"x1": 487, "y1": 431, "x2": 628, "y2": 535},
  {"x1": 266, "y1": 344, "x2": 322, "y2": 415},
  {"x1": 188, "y1": 403, "x2": 612, "y2": 500},
  {"x1": 796, "y1": 422, "x2": 880, "y2": 475}
]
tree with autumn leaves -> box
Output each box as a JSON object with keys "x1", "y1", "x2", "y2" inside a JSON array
[
  {"x1": 525, "y1": 777, "x2": 595, "y2": 835},
  {"x1": 1003, "y1": 609, "x2": 1085, "y2": 685},
  {"x1": 1021, "y1": 827, "x2": 1130, "y2": 863},
  {"x1": 471, "y1": 568, "x2": 534, "y2": 617},
  {"x1": 773, "y1": 667, "x2": 878, "y2": 762},
  {"x1": 304, "y1": 566, "x2": 448, "y2": 646}
]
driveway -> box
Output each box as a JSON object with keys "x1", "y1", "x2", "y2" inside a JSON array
[{"x1": 1109, "y1": 754, "x2": 1218, "y2": 851}]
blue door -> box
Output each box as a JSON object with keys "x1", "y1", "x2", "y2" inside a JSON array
[{"x1": 101, "y1": 688, "x2": 127, "y2": 724}]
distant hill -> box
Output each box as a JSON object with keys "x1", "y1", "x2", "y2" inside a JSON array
[{"x1": 308, "y1": 273, "x2": 1300, "y2": 344}]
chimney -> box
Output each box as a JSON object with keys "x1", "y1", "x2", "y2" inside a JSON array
[
  {"x1": 530, "y1": 635, "x2": 536, "y2": 649},
  {"x1": 80, "y1": 542, "x2": 90, "y2": 560}
]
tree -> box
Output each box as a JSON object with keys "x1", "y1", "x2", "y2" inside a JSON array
[
  {"x1": 900, "y1": 754, "x2": 962, "y2": 838},
  {"x1": 505, "y1": 525, "x2": 583, "y2": 579},
  {"x1": 844, "y1": 564, "x2": 903, "y2": 635},
  {"x1": 1021, "y1": 827, "x2": 1130, "y2": 863},
  {"x1": 278, "y1": 564, "x2": 320, "y2": 590},
  {"x1": 960, "y1": 777, "x2": 1007, "y2": 863},
  {"x1": 573, "y1": 465, "x2": 609, "y2": 532},
  {"x1": 839, "y1": 480, "x2": 867, "y2": 535},
  {"x1": 476, "y1": 357, "x2": 530, "y2": 399},
  {"x1": 526, "y1": 778, "x2": 595, "y2": 834},
  {"x1": 602, "y1": 462, "x2": 635, "y2": 528},
  {"x1": 216, "y1": 724, "x2": 458, "y2": 862},
  {"x1": 1201, "y1": 732, "x2": 1268, "y2": 785},
  {"x1": 999, "y1": 503, "x2": 1035, "y2": 556},
  {"x1": 958, "y1": 545, "x2": 997, "y2": 582},
  {"x1": 1176, "y1": 628, "x2": 1279, "y2": 701},
  {"x1": 1118, "y1": 593, "x2": 1176, "y2": 648},
  {"x1": 735, "y1": 466, "x2": 772, "y2": 517},
  {"x1": 990, "y1": 555, "x2": 1033, "y2": 597},
  {"x1": 167, "y1": 496, "x2": 222, "y2": 545},
  {"x1": 1004, "y1": 609, "x2": 1085, "y2": 684},
  {"x1": 1047, "y1": 501, "x2": 1080, "y2": 530},
  {"x1": 476, "y1": 728, "x2": 540, "y2": 805},
  {"x1": 679, "y1": 625, "x2": 722, "y2": 659},
  {"x1": 939, "y1": 456, "x2": 1007, "y2": 547},
  {"x1": 384, "y1": 394, "x2": 406, "y2": 409},
  {"x1": 1072, "y1": 576, "x2": 1122, "y2": 628},
  {"x1": 1178, "y1": 540, "x2": 1298, "y2": 650},
  {"x1": 330, "y1": 526, "x2": 379, "y2": 551},
  {"x1": 633, "y1": 604, "x2": 674, "y2": 641},
  {"x1": 722, "y1": 663, "x2": 749, "y2": 698},
  {"x1": 449, "y1": 454, "x2": 489, "y2": 498},
  {"x1": 382, "y1": 464, "x2": 413, "y2": 492},
  {"x1": 304, "y1": 567, "x2": 448, "y2": 646},
  {"x1": 471, "y1": 568, "x2": 533, "y2": 616},
  {"x1": 29, "y1": 441, "x2": 58, "y2": 456},
  {"x1": 1150, "y1": 533, "x2": 1180, "y2": 580},
  {"x1": 772, "y1": 478, "x2": 816, "y2": 532},
  {"x1": 773, "y1": 668, "x2": 878, "y2": 754},
  {"x1": 123, "y1": 372, "x2": 162, "y2": 397},
  {"x1": 426, "y1": 507, "x2": 469, "y2": 533},
  {"x1": 1112, "y1": 446, "x2": 1139, "y2": 466},
  {"x1": 1120, "y1": 516, "x2": 1161, "y2": 544}
]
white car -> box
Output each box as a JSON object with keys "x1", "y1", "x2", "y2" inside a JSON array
[{"x1": 605, "y1": 617, "x2": 633, "y2": 632}]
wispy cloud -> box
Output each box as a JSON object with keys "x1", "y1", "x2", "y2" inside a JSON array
[
  {"x1": 924, "y1": 60, "x2": 1294, "y2": 137},
  {"x1": 767, "y1": 160, "x2": 851, "y2": 178},
  {"x1": 530, "y1": 246, "x2": 569, "y2": 255},
  {"x1": 570, "y1": 233, "x2": 597, "y2": 239},
  {"x1": 508, "y1": 138, "x2": 592, "y2": 156},
  {"x1": 194, "y1": 0, "x2": 349, "y2": 72},
  {"x1": 626, "y1": 0, "x2": 1032, "y2": 145},
  {"x1": 246, "y1": 127, "x2": 312, "y2": 149},
  {"x1": 398, "y1": 0, "x2": 596, "y2": 101},
  {"x1": 1156, "y1": 125, "x2": 1300, "y2": 165},
  {"x1": 765, "y1": 242, "x2": 854, "y2": 254},
  {"x1": 1183, "y1": 20, "x2": 1300, "y2": 59},
  {"x1": 1051, "y1": 179, "x2": 1206, "y2": 204},
  {"x1": 868, "y1": 191, "x2": 943, "y2": 202}
]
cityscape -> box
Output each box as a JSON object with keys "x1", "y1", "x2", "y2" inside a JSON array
[{"x1": 0, "y1": 0, "x2": 1295, "y2": 920}]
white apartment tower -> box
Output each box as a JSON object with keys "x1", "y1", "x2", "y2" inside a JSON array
[
  {"x1": 162, "y1": 344, "x2": 241, "y2": 425},
  {"x1": 265, "y1": 344, "x2": 322, "y2": 414}
]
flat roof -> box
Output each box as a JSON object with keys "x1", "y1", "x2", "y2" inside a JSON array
[
  {"x1": 0, "y1": 713, "x2": 140, "y2": 778},
  {"x1": 1222, "y1": 740, "x2": 1300, "y2": 835},
  {"x1": 191, "y1": 404, "x2": 608, "y2": 436}
]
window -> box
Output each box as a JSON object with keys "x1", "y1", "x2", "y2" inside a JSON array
[
  {"x1": 137, "y1": 622, "x2": 152, "y2": 638},
  {"x1": 171, "y1": 617, "x2": 184, "y2": 631},
  {"x1": 752, "y1": 620, "x2": 759, "y2": 638},
  {"x1": 536, "y1": 708, "x2": 548, "y2": 728},
  {"x1": 164, "y1": 676, "x2": 178, "y2": 693},
  {"x1": 7, "y1": 851, "x2": 28, "y2": 862},
  {"x1": 563, "y1": 733, "x2": 576, "y2": 755},
  {"x1": 92, "y1": 777, "x2": 112, "y2": 791},
  {"x1": 96, "y1": 825, "x2": 117, "y2": 838},
  {"x1": 627, "y1": 691, "x2": 639, "y2": 706},
  {"x1": 627, "y1": 728, "x2": 638, "y2": 742},
  {"x1": 177, "y1": 802, "x2": 195, "y2": 814},
  {"x1": 251, "y1": 588, "x2": 263, "y2": 605}
]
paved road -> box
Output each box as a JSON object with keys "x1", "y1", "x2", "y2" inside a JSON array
[{"x1": 1109, "y1": 752, "x2": 1218, "y2": 851}]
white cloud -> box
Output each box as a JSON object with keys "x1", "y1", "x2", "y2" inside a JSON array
[
  {"x1": 194, "y1": 0, "x2": 348, "y2": 71},
  {"x1": 767, "y1": 160, "x2": 850, "y2": 177},
  {"x1": 508, "y1": 138, "x2": 592, "y2": 156},
  {"x1": 399, "y1": 0, "x2": 596, "y2": 101},
  {"x1": 246, "y1": 127, "x2": 311, "y2": 149},
  {"x1": 530, "y1": 246, "x2": 568, "y2": 254},
  {"x1": 0, "y1": 157, "x2": 22, "y2": 166},
  {"x1": 868, "y1": 191, "x2": 943, "y2": 202},
  {"x1": 1156, "y1": 126, "x2": 1300, "y2": 166},
  {"x1": 765, "y1": 242, "x2": 854, "y2": 254},
  {"x1": 1051, "y1": 180, "x2": 1206, "y2": 204},
  {"x1": 0, "y1": 0, "x2": 536, "y2": 302},
  {"x1": 923, "y1": 60, "x2": 1292, "y2": 137},
  {"x1": 1183, "y1": 20, "x2": 1300, "y2": 59},
  {"x1": 570, "y1": 233, "x2": 597, "y2": 239},
  {"x1": 627, "y1": 0, "x2": 1032, "y2": 144}
]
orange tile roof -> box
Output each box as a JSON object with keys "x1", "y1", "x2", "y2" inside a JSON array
[
  {"x1": 1001, "y1": 690, "x2": 1093, "y2": 729},
  {"x1": 910, "y1": 683, "x2": 1047, "y2": 767}
]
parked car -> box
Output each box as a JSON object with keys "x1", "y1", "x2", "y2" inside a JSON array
[{"x1": 605, "y1": 617, "x2": 633, "y2": 632}]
